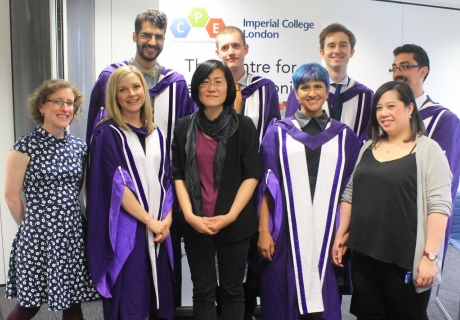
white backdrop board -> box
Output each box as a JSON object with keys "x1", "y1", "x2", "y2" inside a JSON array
[{"x1": 159, "y1": 0, "x2": 323, "y2": 104}]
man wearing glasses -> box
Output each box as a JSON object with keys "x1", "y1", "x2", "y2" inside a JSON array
[
  {"x1": 391, "y1": 44, "x2": 460, "y2": 200},
  {"x1": 86, "y1": 8, "x2": 193, "y2": 152},
  {"x1": 392, "y1": 45, "x2": 460, "y2": 273},
  {"x1": 85, "y1": 7, "x2": 193, "y2": 315}
]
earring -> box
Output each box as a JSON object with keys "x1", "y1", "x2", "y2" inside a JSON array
[
  {"x1": 41, "y1": 113, "x2": 44, "y2": 117},
  {"x1": 409, "y1": 115, "x2": 412, "y2": 119}
]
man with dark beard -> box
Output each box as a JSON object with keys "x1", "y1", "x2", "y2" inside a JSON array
[
  {"x1": 85, "y1": 8, "x2": 193, "y2": 314},
  {"x1": 391, "y1": 44, "x2": 460, "y2": 280},
  {"x1": 86, "y1": 8, "x2": 193, "y2": 154},
  {"x1": 391, "y1": 44, "x2": 460, "y2": 201}
]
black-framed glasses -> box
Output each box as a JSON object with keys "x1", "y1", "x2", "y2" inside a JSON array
[
  {"x1": 388, "y1": 65, "x2": 421, "y2": 73},
  {"x1": 46, "y1": 99, "x2": 75, "y2": 109},
  {"x1": 199, "y1": 80, "x2": 227, "y2": 88},
  {"x1": 140, "y1": 32, "x2": 165, "y2": 41}
]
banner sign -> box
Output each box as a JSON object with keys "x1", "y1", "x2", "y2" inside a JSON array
[{"x1": 160, "y1": 0, "x2": 322, "y2": 106}]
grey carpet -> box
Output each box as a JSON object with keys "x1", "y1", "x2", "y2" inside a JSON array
[{"x1": 1, "y1": 244, "x2": 459, "y2": 319}]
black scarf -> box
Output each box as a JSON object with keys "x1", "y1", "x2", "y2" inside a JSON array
[{"x1": 185, "y1": 107, "x2": 239, "y2": 216}]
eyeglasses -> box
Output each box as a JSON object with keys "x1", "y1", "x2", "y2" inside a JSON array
[
  {"x1": 199, "y1": 80, "x2": 227, "y2": 88},
  {"x1": 140, "y1": 32, "x2": 165, "y2": 41},
  {"x1": 46, "y1": 99, "x2": 75, "y2": 109},
  {"x1": 388, "y1": 65, "x2": 421, "y2": 73}
]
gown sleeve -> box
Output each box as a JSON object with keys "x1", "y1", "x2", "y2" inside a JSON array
[{"x1": 86, "y1": 123, "x2": 139, "y2": 298}]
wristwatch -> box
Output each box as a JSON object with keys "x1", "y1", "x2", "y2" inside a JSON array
[{"x1": 423, "y1": 251, "x2": 437, "y2": 261}]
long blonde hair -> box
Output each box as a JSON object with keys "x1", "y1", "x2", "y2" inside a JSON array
[{"x1": 105, "y1": 65, "x2": 155, "y2": 134}]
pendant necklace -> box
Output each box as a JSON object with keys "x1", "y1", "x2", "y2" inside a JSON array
[{"x1": 385, "y1": 140, "x2": 404, "y2": 153}]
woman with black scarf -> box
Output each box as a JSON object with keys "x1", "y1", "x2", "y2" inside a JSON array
[{"x1": 172, "y1": 59, "x2": 262, "y2": 320}]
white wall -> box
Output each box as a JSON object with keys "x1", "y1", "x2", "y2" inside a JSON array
[
  {"x1": 323, "y1": 0, "x2": 460, "y2": 116},
  {"x1": 95, "y1": 0, "x2": 160, "y2": 75},
  {"x1": 0, "y1": 0, "x2": 15, "y2": 284}
]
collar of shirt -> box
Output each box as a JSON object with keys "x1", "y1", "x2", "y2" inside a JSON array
[
  {"x1": 294, "y1": 110, "x2": 329, "y2": 130},
  {"x1": 330, "y1": 75, "x2": 349, "y2": 88},
  {"x1": 130, "y1": 58, "x2": 159, "y2": 89},
  {"x1": 416, "y1": 92, "x2": 428, "y2": 109},
  {"x1": 236, "y1": 71, "x2": 250, "y2": 90}
]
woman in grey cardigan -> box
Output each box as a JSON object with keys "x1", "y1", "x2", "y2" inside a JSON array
[{"x1": 332, "y1": 81, "x2": 452, "y2": 319}]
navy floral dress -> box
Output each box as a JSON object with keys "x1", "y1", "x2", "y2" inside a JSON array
[{"x1": 5, "y1": 127, "x2": 98, "y2": 310}]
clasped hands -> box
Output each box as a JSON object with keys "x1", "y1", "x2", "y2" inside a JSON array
[
  {"x1": 146, "y1": 218, "x2": 171, "y2": 243},
  {"x1": 187, "y1": 214, "x2": 234, "y2": 235}
]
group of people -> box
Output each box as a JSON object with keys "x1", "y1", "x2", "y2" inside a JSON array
[{"x1": 3, "y1": 6, "x2": 460, "y2": 320}]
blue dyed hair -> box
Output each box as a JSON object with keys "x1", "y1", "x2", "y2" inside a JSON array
[{"x1": 292, "y1": 63, "x2": 330, "y2": 92}]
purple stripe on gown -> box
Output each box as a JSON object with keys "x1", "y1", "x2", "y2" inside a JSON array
[
  {"x1": 419, "y1": 101, "x2": 460, "y2": 264},
  {"x1": 86, "y1": 119, "x2": 175, "y2": 320},
  {"x1": 257, "y1": 118, "x2": 360, "y2": 319},
  {"x1": 241, "y1": 75, "x2": 281, "y2": 140}
]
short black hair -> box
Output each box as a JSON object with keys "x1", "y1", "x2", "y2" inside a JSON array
[
  {"x1": 393, "y1": 44, "x2": 430, "y2": 81},
  {"x1": 190, "y1": 59, "x2": 236, "y2": 109}
]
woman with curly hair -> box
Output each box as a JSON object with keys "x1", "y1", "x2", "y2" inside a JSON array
[{"x1": 4, "y1": 79, "x2": 98, "y2": 319}]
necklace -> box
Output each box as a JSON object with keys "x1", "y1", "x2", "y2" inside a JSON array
[{"x1": 384, "y1": 140, "x2": 404, "y2": 153}]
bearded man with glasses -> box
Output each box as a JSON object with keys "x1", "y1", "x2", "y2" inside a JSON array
[
  {"x1": 85, "y1": 8, "x2": 194, "y2": 315},
  {"x1": 86, "y1": 8, "x2": 194, "y2": 152},
  {"x1": 391, "y1": 44, "x2": 460, "y2": 201},
  {"x1": 391, "y1": 44, "x2": 460, "y2": 283}
]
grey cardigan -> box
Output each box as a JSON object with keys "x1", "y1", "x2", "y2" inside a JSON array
[{"x1": 342, "y1": 135, "x2": 452, "y2": 292}]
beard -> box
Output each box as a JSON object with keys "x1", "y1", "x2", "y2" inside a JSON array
[{"x1": 137, "y1": 43, "x2": 163, "y2": 62}]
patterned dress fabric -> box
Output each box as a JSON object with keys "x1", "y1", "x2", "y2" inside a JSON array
[{"x1": 5, "y1": 127, "x2": 98, "y2": 310}]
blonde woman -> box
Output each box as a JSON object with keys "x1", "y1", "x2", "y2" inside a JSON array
[{"x1": 86, "y1": 65, "x2": 174, "y2": 319}]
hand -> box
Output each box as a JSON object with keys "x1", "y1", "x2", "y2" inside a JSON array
[
  {"x1": 332, "y1": 232, "x2": 349, "y2": 267},
  {"x1": 146, "y1": 218, "x2": 170, "y2": 243},
  {"x1": 415, "y1": 257, "x2": 437, "y2": 287},
  {"x1": 186, "y1": 215, "x2": 217, "y2": 235},
  {"x1": 258, "y1": 231, "x2": 275, "y2": 261},
  {"x1": 203, "y1": 215, "x2": 233, "y2": 233}
]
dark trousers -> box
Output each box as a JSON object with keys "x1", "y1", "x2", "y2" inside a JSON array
[
  {"x1": 185, "y1": 236, "x2": 251, "y2": 320},
  {"x1": 351, "y1": 251, "x2": 430, "y2": 320}
]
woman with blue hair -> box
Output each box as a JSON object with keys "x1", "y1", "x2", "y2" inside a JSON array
[{"x1": 257, "y1": 63, "x2": 361, "y2": 319}]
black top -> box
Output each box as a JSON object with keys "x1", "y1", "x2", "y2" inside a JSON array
[
  {"x1": 172, "y1": 113, "x2": 262, "y2": 244},
  {"x1": 134, "y1": 131, "x2": 146, "y2": 153},
  {"x1": 348, "y1": 146, "x2": 417, "y2": 269},
  {"x1": 295, "y1": 111, "x2": 329, "y2": 200}
]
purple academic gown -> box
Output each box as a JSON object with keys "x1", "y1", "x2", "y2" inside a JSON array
[
  {"x1": 86, "y1": 119, "x2": 175, "y2": 320},
  {"x1": 257, "y1": 118, "x2": 360, "y2": 320},
  {"x1": 285, "y1": 78, "x2": 373, "y2": 142},
  {"x1": 86, "y1": 61, "x2": 194, "y2": 156},
  {"x1": 241, "y1": 75, "x2": 281, "y2": 142},
  {"x1": 419, "y1": 97, "x2": 460, "y2": 258}
]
